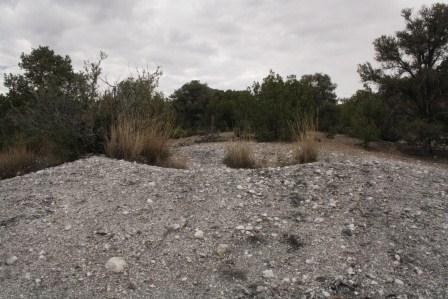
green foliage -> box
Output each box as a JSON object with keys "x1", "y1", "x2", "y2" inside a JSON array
[
  {"x1": 170, "y1": 80, "x2": 215, "y2": 132},
  {"x1": 249, "y1": 71, "x2": 336, "y2": 141},
  {"x1": 0, "y1": 46, "x2": 102, "y2": 158},
  {"x1": 0, "y1": 46, "x2": 172, "y2": 169},
  {"x1": 359, "y1": 3, "x2": 448, "y2": 151},
  {"x1": 339, "y1": 90, "x2": 386, "y2": 147}
]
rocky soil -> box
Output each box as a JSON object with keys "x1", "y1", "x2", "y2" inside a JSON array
[{"x1": 0, "y1": 142, "x2": 447, "y2": 298}]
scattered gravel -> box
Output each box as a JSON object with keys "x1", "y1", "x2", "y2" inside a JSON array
[{"x1": 0, "y1": 142, "x2": 447, "y2": 298}]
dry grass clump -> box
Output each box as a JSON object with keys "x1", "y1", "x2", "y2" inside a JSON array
[
  {"x1": 223, "y1": 141, "x2": 257, "y2": 169},
  {"x1": 105, "y1": 115, "x2": 186, "y2": 168},
  {"x1": 0, "y1": 145, "x2": 36, "y2": 179},
  {"x1": 292, "y1": 118, "x2": 319, "y2": 164}
]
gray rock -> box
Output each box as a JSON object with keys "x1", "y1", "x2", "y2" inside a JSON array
[
  {"x1": 263, "y1": 269, "x2": 275, "y2": 278},
  {"x1": 216, "y1": 244, "x2": 230, "y2": 257},
  {"x1": 105, "y1": 257, "x2": 127, "y2": 273},
  {"x1": 194, "y1": 229, "x2": 204, "y2": 239},
  {"x1": 5, "y1": 255, "x2": 18, "y2": 265}
]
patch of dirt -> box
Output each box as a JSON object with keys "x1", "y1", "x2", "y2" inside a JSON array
[{"x1": 0, "y1": 142, "x2": 447, "y2": 298}]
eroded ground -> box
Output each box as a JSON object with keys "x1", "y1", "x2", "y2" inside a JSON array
[{"x1": 0, "y1": 142, "x2": 447, "y2": 298}]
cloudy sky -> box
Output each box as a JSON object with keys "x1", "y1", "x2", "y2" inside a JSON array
[{"x1": 0, "y1": 0, "x2": 440, "y2": 97}]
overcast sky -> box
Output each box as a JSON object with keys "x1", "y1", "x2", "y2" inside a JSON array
[{"x1": 0, "y1": 0, "x2": 441, "y2": 97}]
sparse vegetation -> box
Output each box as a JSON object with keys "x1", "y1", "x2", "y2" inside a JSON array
[
  {"x1": 0, "y1": 145, "x2": 35, "y2": 179},
  {"x1": 223, "y1": 141, "x2": 257, "y2": 169},
  {"x1": 1, "y1": 3, "x2": 448, "y2": 178},
  {"x1": 292, "y1": 119, "x2": 319, "y2": 164},
  {"x1": 104, "y1": 115, "x2": 184, "y2": 168}
]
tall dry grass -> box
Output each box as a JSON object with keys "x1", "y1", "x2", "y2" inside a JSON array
[
  {"x1": 105, "y1": 115, "x2": 185, "y2": 168},
  {"x1": 292, "y1": 117, "x2": 319, "y2": 164},
  {"x1": 223, "y1": 140, "x2": 257, "y2": 169},
  {"x1": 0, "y1": 145, "x2": 35, "y2": 179}
]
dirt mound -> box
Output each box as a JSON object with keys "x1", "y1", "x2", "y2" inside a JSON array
[{"x1": 1, "y1": 143, "x2": 447, "y2": 298}]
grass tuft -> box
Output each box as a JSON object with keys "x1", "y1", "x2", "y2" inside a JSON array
[
  {"x1": 105, "y1": 115, "x2": 186, "y2": 168},
  {"x1": 0, "y1": 145, "x2": 35, "y2": 179},
  {"x1": 223, "y1": 141, "x2": 257, "y2": 169},
  {"x1": 292, "y1": 118, "x2": 319, "y2": 164}
]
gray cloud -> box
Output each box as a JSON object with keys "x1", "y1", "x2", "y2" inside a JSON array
[{"x1": 0, "y1": 0, "x2": 440, "y2": 97}]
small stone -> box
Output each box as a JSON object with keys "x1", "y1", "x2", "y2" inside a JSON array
[
  {"x1": 216, "y1": 244, "x2": 230, "y2": 257},
  {"x1": 347, "y1": 267, "x2": 355, "y2": 275},
  {"x1": 147, "y1": 199, "x2": 154, "y2": 204},
  {"x1": 194, "y1": 230, "x2": 204, "y2": 239},
  {"x1": 5, "y1": 255, "x2": 18, "y2": 265},
  {"x1": 236, "y1": 225, "x2": 245, "y2": 230},
  {"x1": 322, "y1": 290, "x2": 331, "y2": 297},
  {"x1": 342, "y1": 228, "x2": 353, "y2": 236},
  {"x1": 394, "y1": 278, "x2": 404, "y2": 285},
  {"x1": 314, "y1": 217, "x2": 324, "y2": 223},
  {"x1": 262, "y1": 269, "x2": 275, "y2": 278},
  {"x1": 181, "y1": 276, "x2": 188, "y2": 281},
  {"x1": 414, "y1": 267, "x2": 423, "y2": 275},
  {"x1": 385, "y1": 275, "x2": 394, "y2": 283},
  {"x1": 105, "y1": 257, "x2": 127, "y2": 273},
  {"x1": 256, "y1": 285, "x2": 266, "y2": 293},
  {"x1": 64, "y1": 224, "x2": 72, "y2": 231}
]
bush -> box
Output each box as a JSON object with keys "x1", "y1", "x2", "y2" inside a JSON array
[
  {"x1": 223, "y1": 141, "x2": 257, "y2": 169},
  {"x1": 105, "y1": 115, "x2": 178, "y2": 167},
  {"x1": 292, "y1": 119, "x2": 319, "y2": 164}
]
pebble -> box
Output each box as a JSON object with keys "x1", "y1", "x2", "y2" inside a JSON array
[
  {"x1": 216, "y1": 244, "x2": 230, "y2": 257},
  {"x1": 414, "y1": 267, "x2": 423, "y2": 275},
  {"x1": 105, "y1": 257, "x2": 127, "y2": 273},
  {"x1": 395, "y1": 278, "x2": 405, "y2": 285},
  {"x1": 262, "y1": 269, "x2": 275, "y2": 278},
  {"x1": 5, "y1": 255, "x2": 18, "y2": 265},
  {"x1": 194, "y1": 230, "x2": 204, "y2": 239},
  {"x1": 314, "y1": 217, "x2": 324, "y2": 223}
]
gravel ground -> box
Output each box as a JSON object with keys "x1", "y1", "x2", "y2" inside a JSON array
[{"x1": 0, "y1": 142, "x2": 447, "y2": 298}]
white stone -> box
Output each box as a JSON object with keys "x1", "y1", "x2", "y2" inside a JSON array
[
  {"x1": 262, "y1": 269, "x2": 275, "y2": 278},
  {"x1": 314, "y1": 217, "x2": 324, "y2": 223},
  {"x1": 194, "y1": 230, "x2": 204, "y2": 239},
  {"x1": 105, "y1": 257, "x2": 127, "y2": 273},
  {"x1": 5, "y1": 255, "x2": 18, "y2": 265},
  {"x1": 394, "y1": 278, "x2": 404, "y2": 285},
  {"x1": 236, "y1": 225, "x2": 245, "y2": 230}
]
